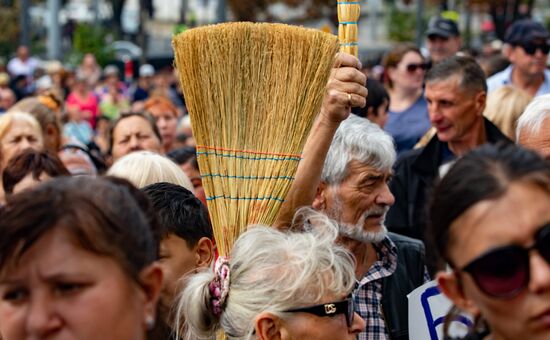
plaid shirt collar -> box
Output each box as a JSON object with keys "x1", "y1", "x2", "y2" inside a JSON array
[
  {"x1": 354, "y1": 236, "x2": 398, "y2": 340},
  {"x1": 357, "y1": 236, "x2": 398, "y2": 286}
]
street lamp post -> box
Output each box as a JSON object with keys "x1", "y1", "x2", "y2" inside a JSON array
[
  {"x1": 19, "y1": 0, "x2": 30, "y2": 47},
  {"x1": 47, "y1": 0, "x2": 61, "y2": 60}
]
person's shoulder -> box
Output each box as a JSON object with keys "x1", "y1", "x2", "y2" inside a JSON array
[
  {"x1": 394, "y1": 147, "x2": 423, "y2": 169},
  {"x1": 487, "y1": 66, "x2": 512, "y2": 92},
  {"x1": 388, "y1": 232, "x2": 424, "y2": 251},
  {"x1": 487, "y1": 65, "x2": 510, "y2": 81}
]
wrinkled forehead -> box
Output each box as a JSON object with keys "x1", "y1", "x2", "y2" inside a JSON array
[
  {"x1": 114, "y1": 116, "x2": 154, "y2": 137},
  {"x1": 1, "y1": 119, "x2": 42, "y2": 140},
  {"x1": 344, "y1": 159, "x2": 392, "y2": 180}
]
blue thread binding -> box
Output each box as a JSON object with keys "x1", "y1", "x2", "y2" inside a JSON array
[
  {"x1": 337, "y1": 1, "x2": 360, "y2": 4},
  {"x1": 206, "y1": 195, "x2": 285, "y2": 202},
  {"x1": 202, "y1": 174, "x2": 295, "y2": 180},
  {"x1": 339, "y1": 21, "x2": 358, "y2": 25},
  {"x1": 196, "y1": 151, "x2": 301, "y2": 162}
]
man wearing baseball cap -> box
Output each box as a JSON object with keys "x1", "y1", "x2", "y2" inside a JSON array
[
  {"x1": 487, "y1": 19, "x2": 550, "y2": 97},
  {"x1": 425, "y1": 16, "x2": 462, "y2": 65}
]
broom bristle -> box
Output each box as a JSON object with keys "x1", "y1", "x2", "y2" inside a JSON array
[{"x1": 173, "y1": 22, "x2": 338, "y2": 255}]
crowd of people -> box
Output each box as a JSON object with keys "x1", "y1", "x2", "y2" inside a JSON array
[{"x1": 0, "y1": 14, "x2": 549, "y2": 340}]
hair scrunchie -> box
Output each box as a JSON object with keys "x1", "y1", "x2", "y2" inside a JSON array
[{"x1": 209, "y1": 256, "x2": 230, "y2": 318}]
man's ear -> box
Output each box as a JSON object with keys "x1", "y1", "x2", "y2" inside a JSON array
[
  {"x1": 194, "y1": 237, "x2": 214, "y2": 268},
  {"x1": 474, "y1": 91, "x2": 487, "y2": 116},
  {"x1": 437, "y1": 271, "x2": 480, "y2": 317},
  {"x1": 312, "y1": 181, "x2": 328, "y2": 210},
  {"x1": 255, "y1": 312, "x2": 287, "y2": 340},
  {"x1": 138, "y1": 263, "x2": 164, "y2": 330}
]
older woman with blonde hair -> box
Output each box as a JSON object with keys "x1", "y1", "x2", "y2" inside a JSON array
[
  {"x1": 0, "y1": 112, "x2": 44, "y2": 202},
  {"x1": 107, "y1": 150, "x2": 193, "y2": 191},
  {"x1": 483, "y1": 86, "x2": 532, "y2": 141},
  {"x1": 9, "y1": 92, "x2": 63, "y2": 152}
]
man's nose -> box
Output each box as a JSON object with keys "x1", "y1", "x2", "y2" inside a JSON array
[
  {"x1": 375, "y1": 183, "x2": 395, "y2": 207},
  {"x1": 129, "y1": 135, "x2": 141, "y2": 149}
]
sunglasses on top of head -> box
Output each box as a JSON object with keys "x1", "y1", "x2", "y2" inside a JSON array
[
  {"x1": 283, "y1": 294, "x2": 356, "y2": 327},
  {"x1": 518, "y1": 42, "x2": 550, "y2": 55},
  {"x1": 405, "y1": 63, "x2": 429, "y2": 73},
  {"x1": 456, "y1": 223, "x2": 550, "y2": 299}
]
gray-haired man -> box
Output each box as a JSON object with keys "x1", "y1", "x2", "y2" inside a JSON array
[{"x1": 312, "y1": 115, "x2": 427, "y2": 340}]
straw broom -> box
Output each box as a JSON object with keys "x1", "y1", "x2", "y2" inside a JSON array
[
  {"x1": 338, "y1": 1, "x2": 360, "y2": 57},
  {"x1": 173, "y1": 22, "x2": 339, "y2": 256}
]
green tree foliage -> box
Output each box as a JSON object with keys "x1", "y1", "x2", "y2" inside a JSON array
[
  {"x1": 67, "y1": 23, "x2": 114, "y2": 67},
  {"x1": 0, "y1": 6, "x2": 19, "y2": 58},
  {"x1": 387, "y1": 5, "x2": 417, "y2": 42}
]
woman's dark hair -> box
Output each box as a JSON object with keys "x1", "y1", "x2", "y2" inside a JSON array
[
  {"x1": 107, "y1": 111, "x2": 162, "y2": 155},
  {"x1": 382, "y1": 43, "x2": 423, "y2": 88},
  {"x1": 352, "y1": 78, "x2": 390, "y2": 118},
  {"x1": 103, "y1": 176, "x2": 162, "y2": 256},
  {"x1": 0, "y1": 176, "x2": 157, "y2": 281},
  {"x1": 167, "y1": 146, "x2": 198, "y2": 169},
  {"x1": 2, "y1": 149, "x2": 70, "y2": 194},
  {"x1": 429, "y1": 142, "x2": 550, "y2": 265}
]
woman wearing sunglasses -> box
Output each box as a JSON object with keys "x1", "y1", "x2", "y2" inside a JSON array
[
  {"x1": 429, "y1": 142, "x2": 550, "y2": 340},
  {"x1": 175, "y1": 209, "x2": 365, "y2": 339},
  {"x1": 382, "y1": 43, "x2": 431, "y2": 155}
]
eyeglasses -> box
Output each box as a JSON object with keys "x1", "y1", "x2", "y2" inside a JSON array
[
  {"x1": 519, "y1": 42, "x2": 550, "y2": 55},
  {"x1": 283, "y1": 295, "x2": 356, "y2": 327},
  {"x1": 406, "y1": 63, "x2": 428, "y2": 73},
  {"x1": 458, "y1": 223, "x2": 550, "y2": 299}
]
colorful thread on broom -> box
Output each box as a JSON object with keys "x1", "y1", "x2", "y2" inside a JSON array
[
  {"x1": 206, "y1": 195, "x2": 285, "y2": 202},
  {"x1": 196, "y1": 151, "x2": 302, "y2": 162},
  {"x1": 340, "y1": 42, "x2": 359, "y2": 46},
  {"x1": 196, "y1": 145, "x2": 302, "y2": 158},
  {"x1": 339, "y1": 21, "x2": 358, "y2": 25},
  {"x1": 202, "y1": 174, "x2": 295, "y2": 180},
  {"x1": 337, "y1": 1, "x2": 360, "y2": 4}
]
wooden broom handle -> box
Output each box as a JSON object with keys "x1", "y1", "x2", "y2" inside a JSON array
[{"x1": 337, "y1": 1, "x2": 360, "y2": 57}]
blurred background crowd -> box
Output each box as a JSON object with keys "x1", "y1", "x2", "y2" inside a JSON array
[{"x1": 1, "y1": 1, "x2": 550, "y2": 340}]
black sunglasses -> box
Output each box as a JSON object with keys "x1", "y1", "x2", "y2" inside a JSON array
[
  {"x1": 519, "y1": 42, "x2": 550, "y2": 55},
  {"x1": 406, "y1": 63, "x2": 428, "y2": 73},
  {"x1": 458, "y1": 223, "x2": 550, "y2": 299},
  {"x1": 283, "y1": 295, "x2": 356, "y2": 327}
]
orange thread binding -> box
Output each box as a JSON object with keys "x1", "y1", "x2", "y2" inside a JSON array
[{"x1": 196, "y1": 145, "x2": 302, "y2": 158}]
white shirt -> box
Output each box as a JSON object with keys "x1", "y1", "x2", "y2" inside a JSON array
[{"x1": 7, "y1": 57, "x2": 39, "y2": 78}]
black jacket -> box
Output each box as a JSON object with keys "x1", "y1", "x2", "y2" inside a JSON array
[
  {"x1": 385, "y1": 118, "x2": 511, "y2": 242},
  {"x1": 381, "y1": 232, "x2": 427, "y2": 340}
]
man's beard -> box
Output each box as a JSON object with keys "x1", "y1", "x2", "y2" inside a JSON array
[{"x1": 326, "y1": 194, "x2": 389, "y2": 244}]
